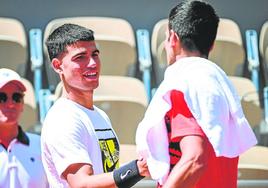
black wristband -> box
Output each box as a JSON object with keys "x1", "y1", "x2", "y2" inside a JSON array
[{"x1": 113, "y1": 160, "x2": 145, "y2": 188}]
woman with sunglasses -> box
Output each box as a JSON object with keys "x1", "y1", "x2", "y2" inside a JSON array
[{"x1": 0, "y1": 68, "x2": 48, "y2": 188}]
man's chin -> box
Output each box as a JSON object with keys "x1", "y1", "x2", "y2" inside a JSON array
[{"x1": 92, "y1": 82, "x2": 99, "y2": 89}]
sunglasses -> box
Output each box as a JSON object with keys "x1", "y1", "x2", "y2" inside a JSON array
[{"x1": 0, "y1": 92, "x2": 24, "y2": 104}]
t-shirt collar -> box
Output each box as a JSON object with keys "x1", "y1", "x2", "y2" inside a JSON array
[{"x1": 17, "y1": 126, "x2": 29, "y2": 146}]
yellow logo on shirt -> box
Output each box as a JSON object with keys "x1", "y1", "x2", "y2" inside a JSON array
[{"x1": 99, "y1": 138, "x2": 119, "y2": 172}]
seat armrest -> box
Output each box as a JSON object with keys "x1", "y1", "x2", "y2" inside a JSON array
[
  {"x1": 29, "y1": 28, "x2": 43, "y2": 103},
  {"x1": 136, "y1": 29, "x2": 152, "y2": 101},
  {"x1": 39, "y1": 89, "x2": 53, "y2": 124},
  {"x1": 245, "y1": 30, "x2": 260, "y2": 91}
]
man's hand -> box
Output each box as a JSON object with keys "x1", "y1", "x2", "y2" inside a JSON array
[{"x1": 137, "y1": 157, "x2": 150, "y2": 177}]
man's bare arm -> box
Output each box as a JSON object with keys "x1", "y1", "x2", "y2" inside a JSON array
[
  {"x1": 64, "y1": 158, "x2": 149, "y2": 188},
  {"x1": 163, "y1": 135, "x2": 209, "y2": 188}
]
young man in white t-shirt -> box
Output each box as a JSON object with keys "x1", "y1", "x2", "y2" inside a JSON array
[
  {"x1": 0, "y1": 68, "x2": 48, "y2": 188},
  {"x1": 41, "y1": 23, "x2": 149, "y2": 188}
]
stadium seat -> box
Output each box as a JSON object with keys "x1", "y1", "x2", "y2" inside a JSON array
[
  {"x1": 229, "y1": 76, "x2": 262, "y2": 129},
  {"x1": 0, "y1": 17, "x2": 40, "y2": 131},
  {"x1": 48, "y1": 75, "x2": 148, "y2": 144},
  {"x1": 259, "y1": 21, "x2": 268, "y2": 67},
  {"x1": 119, "y1": 144, "x2": 138, "y2": 165},
  {"x1": 238, "y1": 145, "x2": 268, "y2": 180},
  {"x1": 43, "y1": 17, "x2": 137, "y2": 91},
  {"x1": 19, "y1": 78, "x2": 38, "y2": 132},
  {"x1": 245, "y1": 27, "x2": 268, "y2": 138},
  {"x1": 0, "y1": 17, "x2": 28, "y2": 76},
  {"x1": 258, "y1": 21, "x2": 268, "y2": 90},
  {"x1": 209, "y1": 18, "x2": 245, "y2": 76},
  {"x1": 151, "y1": 18, "x2": 168, "y2": 86},
  {"x1": 94, "y1": 76, "x2": 148, "y2": 144}
]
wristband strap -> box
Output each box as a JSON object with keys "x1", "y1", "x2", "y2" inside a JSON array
[{"x1": 113, "y1": 160, "x2": 144, "y2": 188}]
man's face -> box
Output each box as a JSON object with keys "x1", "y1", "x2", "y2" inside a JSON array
[
  {"x1": 0, "y1": 83, "x2": 24, "y2": 125},
  {"x1": 57, "y1": 41, "x2": 101, "y2": 93}
]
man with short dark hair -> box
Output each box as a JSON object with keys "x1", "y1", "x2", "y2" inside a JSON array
[
  {"x1": 136, "y1": 1, "x2": 257, "y2": 188},
  {"x1": 41, "y1": 23, "x2": 149, "y2": 188}
]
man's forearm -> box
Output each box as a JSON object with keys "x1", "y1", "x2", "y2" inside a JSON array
[
  {"x1": 67, "y1": 160, "x2": 145, "y2": 188},
  {"x1": 70, "y1": 172, "x2": 116, "y2": 188},
  {"x1": 163, "y1": 157, "x2": 206, "y2": 188}
]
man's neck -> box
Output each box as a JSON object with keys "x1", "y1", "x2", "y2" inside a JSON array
[
  {"x1": 0, "y1": 123, "x2": 18, "y2": 149},
  {"x1": 63, "y1": 88, "x2": 94, "y2": 110},
  {"x1": 175, "y1": 50, "x2": 207, "y2": 61}
]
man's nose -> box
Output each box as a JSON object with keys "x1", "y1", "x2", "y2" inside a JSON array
[
  {"x1": 87, "y1": 58, "x2": 97, "y2": 67},
  {"x1": 5, "y1": 99, "x2": 16, "y2": 107}
]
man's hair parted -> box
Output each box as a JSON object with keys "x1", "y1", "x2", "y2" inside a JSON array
[{"x1": 46, "y1": 23, "x2": 95, "y2": 61}]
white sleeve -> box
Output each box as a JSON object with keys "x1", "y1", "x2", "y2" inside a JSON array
[{"x1": 43, "y1": 112, "x2": 92, "y2": 177}]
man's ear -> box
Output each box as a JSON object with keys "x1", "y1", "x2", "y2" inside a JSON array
[
  {"x1": 51, "y1": 58, "x2": 63, "y2": 74},
  {"x1": 169, "y1": 30, "x2": 178, "y2": 47},
  {"x1": 170, "y1": 30, "x2": 181, "y2": 52}
]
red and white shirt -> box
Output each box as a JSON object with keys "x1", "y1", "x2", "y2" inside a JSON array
[
  {"x1": 163, "y1": 90, "x2": 238, "y2": 188},
  {"x1": 136, "y1": 57, "x2": 257, "y2": 185}
]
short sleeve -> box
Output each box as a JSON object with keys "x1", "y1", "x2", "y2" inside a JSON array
[
  {"x1": 169, "y1": 90, "x2": 206, "y2": 139},
  {"x1": 43, "y1": 113, "x2": 92, "y2": 177}
]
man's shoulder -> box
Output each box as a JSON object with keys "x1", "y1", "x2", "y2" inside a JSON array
[
  {"x1": 26, "y1": 132, "x2": 41, "y2": 140},
  {"x1": 26, "y1": 132, "x2": 41, "y2": 146}
]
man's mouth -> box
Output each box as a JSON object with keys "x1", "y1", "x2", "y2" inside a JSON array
[{"x1": 84, "y1": 72, "x2": 98, "y2": 78}]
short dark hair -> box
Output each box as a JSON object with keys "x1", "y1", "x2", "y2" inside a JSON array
[
  {"x1": 168, "y1": 0, "x2": 219, "y2": 57},
  {"x1": 46, "y1": 23, "x2": 95, "y2": 61}
]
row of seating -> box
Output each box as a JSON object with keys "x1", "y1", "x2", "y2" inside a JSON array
[
  {"x1": 1, "y1": 16, "x2": 268, "y2": 139},
  {"x1": 1, "y1": 15, "x2": 268, "y2": 186},
  {"x1": 1, "y1": 16, "x2": 268, "y2": 141}
]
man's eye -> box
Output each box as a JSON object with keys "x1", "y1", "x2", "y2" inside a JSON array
[
  {"x1": 92, "y1": 53, "x2": 99, "y2": 57},
  {"x1": 75, "y1": 55, "x2": 85, "y2": 60}
]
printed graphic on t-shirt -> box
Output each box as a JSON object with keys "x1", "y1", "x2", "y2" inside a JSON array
[{"x1": 95, "y1": 128, "x2": 119, "y2": 172}]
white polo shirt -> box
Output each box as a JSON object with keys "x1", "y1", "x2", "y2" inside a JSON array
[{"x1": 0, "y1": 126, "x2": 48, "y2": 188}]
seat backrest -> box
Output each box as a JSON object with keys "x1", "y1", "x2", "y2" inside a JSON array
[
  {"x1": 19, "y1": 78, "x2": 38, "y2": 131},
  {"x1": 94, "y1": 75, "x2": 148, "y2": 144},
  {"x1": 238, "y1": 146, "x2": 268, "y2": 179},
  {"x1": 229, "y1": 76, "x2": 262, "y2": 128},
  {"x1": 43, "y1": 17, "x2": 136, "y2": 91},
  {"x1": 119, "y1": 144, "x2": 138, "y2": 165},
  {"x1": 151, "y1": 19, "x2": 168, "y2": 68},
  {"x1": 259, "y1": 21, "x2": 268, "y2": 62},
  {"x1": 151, "y1": 19, "x2": 168, "y2": 85},
  {"x1": 0, "y1": 17, "x2": 28, "y2": 76},
  {"x1": 209, "y1": 18, "x2": 245, "y2": 76},
  {"x1": 260, "y1": 21, "x2": 268, "y2": 81}
]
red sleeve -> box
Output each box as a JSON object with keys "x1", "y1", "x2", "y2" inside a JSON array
[{"x1": 169, "y1": 90, "x2": 205, "y2": 139}]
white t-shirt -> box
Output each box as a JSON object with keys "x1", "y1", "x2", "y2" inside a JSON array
[
  {"x1": 0, "y1": 127, "x2": 48, "y2": 188},
  {"x1": 41, "y1": 98, "x2": 119, "y2": 188}
]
